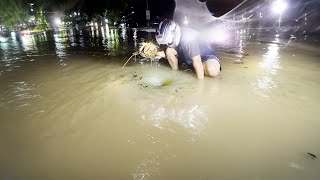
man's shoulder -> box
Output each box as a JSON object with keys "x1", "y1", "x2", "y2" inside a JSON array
[{"x1": 180, "y1": 27, "x2": 200, "y2": 42}]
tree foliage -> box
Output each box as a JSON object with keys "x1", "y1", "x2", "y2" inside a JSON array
[
  {"x1": 0, "y1": 0, "x2": 29, "y2": 30},
  {"x1": 0, "y1": 0, "x2": 133, "y2": 30}
]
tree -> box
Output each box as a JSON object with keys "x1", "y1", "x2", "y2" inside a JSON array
[{"x1": 0, "y1": 0, "x2": 30, "y2": 30}]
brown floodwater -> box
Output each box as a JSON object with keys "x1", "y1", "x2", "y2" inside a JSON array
[{"x1": 0, "y1": 27, "x2": 320, "y2": 180}]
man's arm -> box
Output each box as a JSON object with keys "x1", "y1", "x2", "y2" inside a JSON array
[
  {"x1": 157, "y1": 49, "x2": 179, "y2": 70},
  {"x1": 156, "y1": 51, "x2": 166, "y2": 58},
  {"x1": 192, "y1": 55, "x2": 204, "y2": 79}
]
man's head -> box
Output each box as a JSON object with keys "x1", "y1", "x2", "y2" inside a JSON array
[{"x1": 155, "y1": 19, "x2": 181, "y2": 48}]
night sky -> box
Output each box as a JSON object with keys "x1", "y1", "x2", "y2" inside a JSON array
[{"x1": 59, "y1": 0, "x2": 244, "y2": 20}]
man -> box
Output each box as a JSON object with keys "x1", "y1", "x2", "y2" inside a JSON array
[{"x1": 155, "y1": 19, "x2": 221, "y2": 79}]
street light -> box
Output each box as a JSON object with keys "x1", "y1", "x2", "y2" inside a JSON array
[
  {"x1": 54, "y1": 18, "x2": 62, "y2": 25},
  {"x1": 272, "y1": 0, "x2": 288, "y2": 28}
]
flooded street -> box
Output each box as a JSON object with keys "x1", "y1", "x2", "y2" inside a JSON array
[{"x1": 0, "y1": 27, "x2": 320, "y2": 180}]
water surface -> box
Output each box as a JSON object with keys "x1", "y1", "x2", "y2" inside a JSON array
[{"x1": 0, "y1": 27, "x2": 320, "y2": 180}]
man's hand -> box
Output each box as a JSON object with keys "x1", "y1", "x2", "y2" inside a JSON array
[
  {"x1": 156, "y1": 51, "x2": 166, "y2": 58},
  {"x1": 192, "y1": 55, "x2": 204, "y2": 79}
]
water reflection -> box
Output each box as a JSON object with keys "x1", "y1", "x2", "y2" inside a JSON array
[
  {"x1": 235, "y1": 29, "x2": 248, "y2": 63},
  {"x1": 3, "y1": 81, "x2": 40, "y2": 109},
  {"x1": 132, "y1": 99, "x2": 208, "y2": 179},
  {"x1": 133, "y1": 28, "x2": 138, "y2": 48},
  {"x1": 120, "y1": 27, "x2": 127, "y2": 40},
  {"x1": 252, "y1": 36, "x2": 281, "y2": 98},
  {"x1": 53, "y1": 33, "x2": 67, "y2": 58},
  {"x1": 132, "y1": 151, "x2": 161, "y2": 180},
  {"x1": 215, "y1": 28, "x2": 249, "y2": 62}
]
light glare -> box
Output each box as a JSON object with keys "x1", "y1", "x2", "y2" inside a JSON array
[
  {"x1": 272, "y1": 0, "x2": 288, "y2": 15},
  {"x1": 54, "y1": 18, "x2": 62, "y2": 25}
]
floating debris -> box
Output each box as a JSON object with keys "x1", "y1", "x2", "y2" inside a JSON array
[
  {"x1": 234, "y1": 59, "x2": 244, "y2": 64},
  {"x1": 307, "y1": 152, "x2": 317, "y2": 159},
  {"x1": 161, "y1": 80, "x2": 173, "y2": 86},
  {"x1": 132, "y1": 73, "x2": 138, "y2": 78},
  {"x1": 139, "y1": 42, "x2": 159, "y2": 59},
  {"x1": 122, "y1": 42, "x2": 161, "y2": 69}
]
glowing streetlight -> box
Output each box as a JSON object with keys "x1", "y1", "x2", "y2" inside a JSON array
[
  {"x1": 272, "y1": 0, "x2": 288, "y2": 28},
  {"x1": 272, "y1": 0, "x2": 287, "y2": 15},
  {"x1": 54, "y1": 18, "x2": 62, "y2": 25}
]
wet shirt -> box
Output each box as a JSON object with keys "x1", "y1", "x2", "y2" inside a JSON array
[{"x1": 175, "y1": 27, "x2": 218, "y2": 65}]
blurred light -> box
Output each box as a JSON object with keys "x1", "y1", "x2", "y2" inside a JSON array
[
  {"x1": 105, "y1": 19, "x2": 109, "y2": 23},
  {"x1": 0, "y1": 36, "x2": 8, "y2": 43},
  {"x1": 183, "y1": 16, "x2": 189, "y2": 25},
  {"x1": 101, "y1": 27, "x2": 105, "y2": 38},
  {"x1": 272, "y1": 0, "x2": 288, "y2": 15},
  {"x1": 31, "y1": 9, "x2": 33, "y2": 12},
  {"x1": 105, "y1": 24, "x2": 110, "y2": 38},
  {"x1": 74, "y1": 12, "x2": 77, "y2": 16},
  {"x1": 54, "y1": 18, "x2": 62, "y2": 25},
  {"x1": 121, "y1": 28, "x2": 126, "y2": 40},
  {"x1": 210, "y1": 26, "x2": 229, "y2": 43},
  {"x1": 70, "y1": 15, "x2": 72, "y2": 17}
]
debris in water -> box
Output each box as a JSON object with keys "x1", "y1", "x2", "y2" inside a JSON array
[
  {"x1": 122, "y1": 42, "x2": 160, "y2": 69},
  {"x1": 161, "y1": 80, "x2": 173, "y2": 86},
  {"x1": 307, "y1": 152, "x2": 317, "y2": 159},
  {"x1": 234, "y1": 59, "x2": 244, "y2": 64},
  {"x1": 289, "y1": 162, "x2": 304, "y2": 170}
]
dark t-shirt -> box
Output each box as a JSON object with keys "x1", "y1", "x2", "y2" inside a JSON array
[{"x1": 175, "y1": 27, "x2": 218, "y2": 65}]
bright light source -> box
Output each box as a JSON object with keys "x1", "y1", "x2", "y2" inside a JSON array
[
  {"x1": 54, "y1": 18, "x2": 62, "y2": 25},
  {"x1": 183, "y1": 16, "x2": 189, "y2": 25},
  {"x1": 0, "y1": 36, "x2": 7, "y2": 43},
  {"x1": 74, "y1": 12, "x2": 77, "y2": 16},
  {"x1": 272, "y1": 0, "x2": 288, "y2": 15},
  {"x1": 105, "y1": 19, "x2": 109, "y2": 23},
  {"x1": 210, "y1": 26, "x2": 229, "y2": 43}
]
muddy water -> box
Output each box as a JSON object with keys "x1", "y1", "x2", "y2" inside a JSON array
[{"x1": 0, "y1": 28, "x2": 320, "y2": 180}]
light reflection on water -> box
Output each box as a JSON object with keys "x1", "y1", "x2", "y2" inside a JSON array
[{"x1": 252, "y1": 36, "x2": 282, "y2": 98}]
